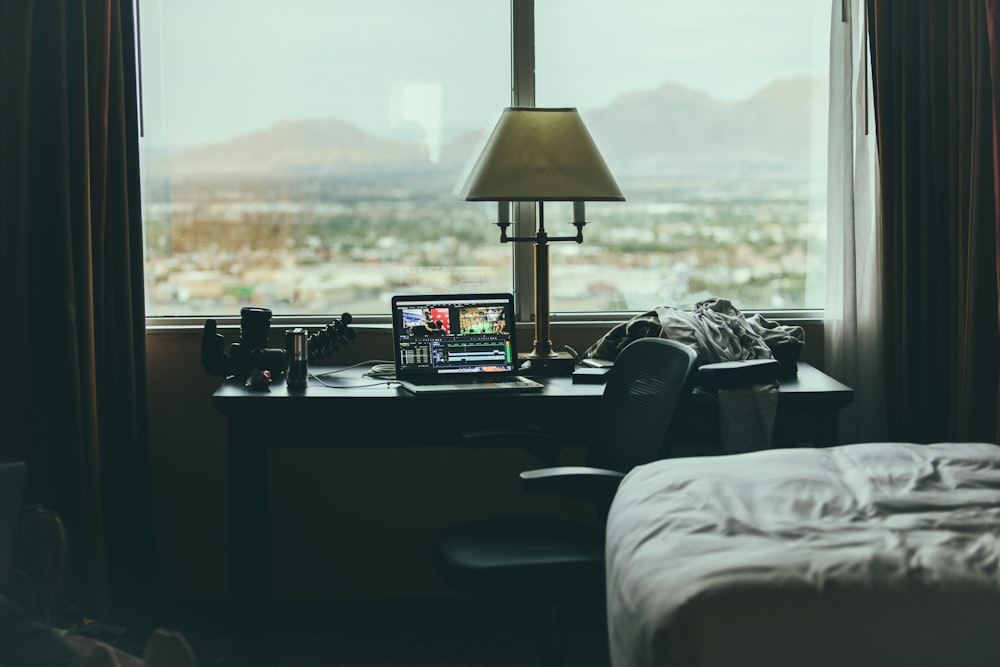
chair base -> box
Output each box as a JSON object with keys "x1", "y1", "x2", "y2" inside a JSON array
[{"x1": 430, "y1": 516, "x2": 605, "y2": 599}]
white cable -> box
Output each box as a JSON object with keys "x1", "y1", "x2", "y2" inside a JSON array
[
  {"x1": 369, "y1": 363, "x2": 396, "y2": 377},
  {"x1": 312, "y1": 360, "x2": 393, "y2": 377},
  {"x1": 309, "y1": 360, "x2": 398, "y2": 386}
]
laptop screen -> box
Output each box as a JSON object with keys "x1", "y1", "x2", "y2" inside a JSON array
[{"x1": 391, "y1": 293, "x2": 519, "y2": 380}]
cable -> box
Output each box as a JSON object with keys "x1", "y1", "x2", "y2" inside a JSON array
[
  {"x1": 312, "y1": 360, "x2": 393, "y2": 377},
  {"x1": 309, "y1": 373, "x2": 397, "y2": 389},
  {"x1": 308, "y1": 360, "x2": 398, "y2": 388},
  {"x1": 368, "y1": 363, "x2": 396, "y2": 379}
]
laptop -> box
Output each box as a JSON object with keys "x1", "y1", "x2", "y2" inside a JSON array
[
  {"x1": 391, "y1": 293, "x2": 544, "y2": 394},
  {"x1": 0, "y1": 461, "x2": 26, "y2": 588}
]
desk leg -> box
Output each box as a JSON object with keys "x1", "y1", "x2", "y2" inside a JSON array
[
  {"x1": 814, "y1": 409, "x2": 841, "y2": 447},
  {"x1": 227, "y1": 417, "x2": 272, "y2": 661},
  {"x1": 773, "y1": 407, "x2": 844, "y2": 448}
]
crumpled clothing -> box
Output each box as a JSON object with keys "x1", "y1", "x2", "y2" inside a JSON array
[
  {"x1": 584, "y1": 298, "x2": 805, "y2": 376},
  {"x1": 656, "y1": 299, "x2": 773, "y2": 363},
  {"x1": 583, "y1": 298, "x2": 805, "y2": 453},
  {"x1": 718, "y1": 383, "x2": 779, "y2": 454}
]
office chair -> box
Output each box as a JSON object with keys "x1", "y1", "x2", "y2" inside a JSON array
[{"x1": 430, "y1": 337, "x2": 699, "y2": 664}]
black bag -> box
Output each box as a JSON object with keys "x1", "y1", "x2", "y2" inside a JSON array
[{"x1": 696, "y1": 358, "x2": 781, "y2": 390}]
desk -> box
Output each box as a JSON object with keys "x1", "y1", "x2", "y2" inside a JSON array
[{"x1": 213, "y1": 362, "x2": 851, "y2": 617}]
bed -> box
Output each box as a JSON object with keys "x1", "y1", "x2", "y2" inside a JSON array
[{"x1": 605, "y1": 442, "x2": 1000, "y2": 667}]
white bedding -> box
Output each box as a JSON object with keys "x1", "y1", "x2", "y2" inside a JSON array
[{"x1": 606, "y1": 442, "x2": 1000, "y2": 667}]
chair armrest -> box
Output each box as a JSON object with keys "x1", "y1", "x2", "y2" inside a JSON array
[{"x1": 518, "y1": 466, "x2": 625, "y2": 501}]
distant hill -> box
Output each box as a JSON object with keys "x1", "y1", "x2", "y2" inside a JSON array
[
  {"x1": 585, "y1": 76, "x2": 821, "y2": 173},
  {"x1": 163, "y1": 117, "x2": 429, "y2": 178},
  {"x1": 158, "y1": 76, "x2": 823, "y2": 181}
]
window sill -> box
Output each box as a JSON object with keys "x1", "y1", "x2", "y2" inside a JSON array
[{"x1": 145, "y1": 311, "x2": 824, "y2": 334}]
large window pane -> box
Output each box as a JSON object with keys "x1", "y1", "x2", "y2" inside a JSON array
[
  {"x1": 140, "y1": 1, "x2": 510, "y2": 317},
  {"x1": 536, "y1": 0, "x2": 830, "y2": 312}
]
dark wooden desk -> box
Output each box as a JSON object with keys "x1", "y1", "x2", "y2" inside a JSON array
[{"x1": 213, "y1": 362, "x2": 852, "y2": 617}]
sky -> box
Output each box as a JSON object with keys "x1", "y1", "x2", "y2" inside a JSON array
[{"x1": 139, "y1": 0, "x2": 831, "y2": 150}]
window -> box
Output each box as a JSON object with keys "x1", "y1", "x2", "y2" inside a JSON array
[
  {"x1": 535, "y1": 0, "x2": 830, "y2": 312},
  {"x1": 139, "y1": 0, "x2": 511, "y2": 317},
  {"x1": 139, "y1": 1, "x2": 829, "y2": 319}
]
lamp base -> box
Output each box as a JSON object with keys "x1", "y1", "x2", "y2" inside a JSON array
[{"x1": 518, "y1": 351, "x2": 577, "y2": 377}]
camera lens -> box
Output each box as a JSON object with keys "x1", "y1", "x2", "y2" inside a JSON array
[{"x1": 239, "y1": 307, "x2": 272, "y2": 351}]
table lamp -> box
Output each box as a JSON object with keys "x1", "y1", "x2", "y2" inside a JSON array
[{"x1": 456, "y1": 106, "x2": 625, "y2": 374}]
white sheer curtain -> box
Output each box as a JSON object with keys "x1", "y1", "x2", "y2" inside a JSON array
[{"x1": 824, "y1": 0, "x2": 886, "y2": 444}]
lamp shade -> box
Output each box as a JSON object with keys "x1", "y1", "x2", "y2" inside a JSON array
[{"x1": 456, "y1": 107, "x2": 625, "y2": 202}]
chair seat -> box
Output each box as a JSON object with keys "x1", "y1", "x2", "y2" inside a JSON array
[{"x1": 431, "y1": 516, "x2": 605, "y2": 599}]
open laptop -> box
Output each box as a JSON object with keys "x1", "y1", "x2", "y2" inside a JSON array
[
  {"x1": 391, "y1": 293, "x2": 544, "y2": 394},
  {"x1": 0, "y1": 461, "x2": 26, "y2": 588}
]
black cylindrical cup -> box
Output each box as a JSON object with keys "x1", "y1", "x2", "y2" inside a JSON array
[{"x1": 286, "y1": 328, "x2": 308, "y2": 389}]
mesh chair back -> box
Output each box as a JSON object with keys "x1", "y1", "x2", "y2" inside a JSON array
[{"x1": 588, "y1": 337, "x2": 698, "y2": 472}]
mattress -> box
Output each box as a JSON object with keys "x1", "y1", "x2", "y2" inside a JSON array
[{"x1": 605, "y1": 442, "x2": 1000, "y2": 667}]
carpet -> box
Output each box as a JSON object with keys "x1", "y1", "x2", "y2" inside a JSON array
[
  {"x1": 163, "y1": 599, "x2": 611, "y2": 667},
  {"x1": 184, "y1": 628, "x2": 610, "y2": 667}
]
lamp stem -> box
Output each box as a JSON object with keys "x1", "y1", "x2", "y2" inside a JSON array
[
  {"x1": 496, "y1": 201, "x2": 579, "y2": 369},
  {"x1": 531, "y1": 202, "x2": 553, "y2": 358}
]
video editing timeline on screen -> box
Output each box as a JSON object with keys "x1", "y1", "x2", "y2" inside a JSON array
[
  {"x1": 397, "y1": 299, "x2": 514, "y2": 373},
  {"x1": 400, "y1": 337, "x2": 512, "y2": 372}
]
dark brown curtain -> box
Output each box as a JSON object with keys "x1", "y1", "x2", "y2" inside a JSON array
[
  {"x1": 989, "y1": 1, "x2": 1000, "y2": 367},
  {"x1": 870, "y1": 0, "x2": 1000, "y2": 444},
  {"x1": 0, "y1": 0, "x2": 154, "y2": 630}
]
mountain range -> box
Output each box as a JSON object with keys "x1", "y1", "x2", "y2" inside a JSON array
[{"x1": 158, "y1": 76, "x2": 824, "y2": 181}]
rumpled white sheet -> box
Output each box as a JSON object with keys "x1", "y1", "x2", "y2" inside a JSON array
[{"x1": 606, "y1": 442, "x2": 1000, "y2": 667}]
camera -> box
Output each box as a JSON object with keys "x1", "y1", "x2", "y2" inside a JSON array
[{"x1": 201, "y1": 306, "x2": 355, "y2": 380}]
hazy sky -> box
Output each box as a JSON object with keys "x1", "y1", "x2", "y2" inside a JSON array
[{"x1": 139, "y1": 0, "x2": 830, "y2": 150}]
